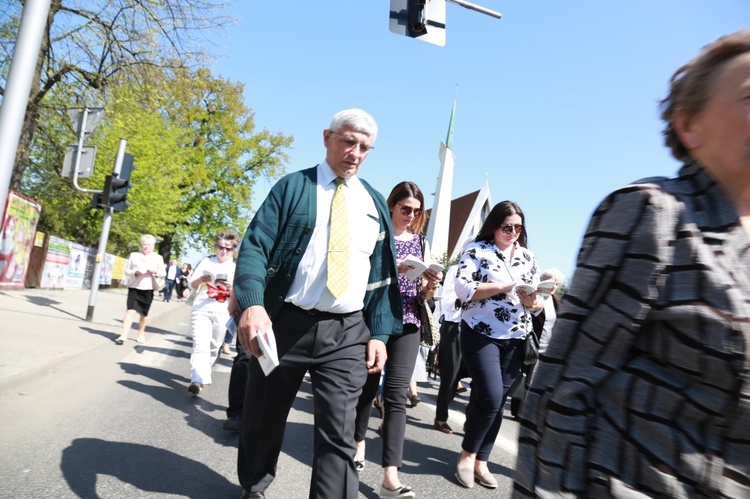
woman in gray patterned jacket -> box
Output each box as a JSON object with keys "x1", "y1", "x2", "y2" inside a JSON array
[{"x1": 514, "y1": 30, "x2": 750, "y2": 498}]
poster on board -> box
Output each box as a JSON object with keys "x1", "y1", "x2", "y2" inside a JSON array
[{"x1": 0, "y1": 191, "x2": 42, "y2": 289}]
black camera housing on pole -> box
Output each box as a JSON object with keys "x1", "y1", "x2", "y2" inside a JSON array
[
  {"x1": 97, "y1": 153, "x2": 134, "y2": 212},
  {"x1": 407, "y1": 0, "x2": 428, "y2": 37}
]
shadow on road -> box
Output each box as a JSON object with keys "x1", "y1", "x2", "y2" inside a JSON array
[
  {"x1": 61, "y1": 437, "x2": 237, "y2": 498},
  {"x1": 117, "y1": 362, "x2": 238, "y2": 446}
]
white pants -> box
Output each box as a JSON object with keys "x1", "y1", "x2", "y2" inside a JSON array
[{"x1": 189, "y1": 307, "x2": 229, "y2": 385}]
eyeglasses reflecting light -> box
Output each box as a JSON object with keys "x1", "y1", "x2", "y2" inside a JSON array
[
  {"x1": 397, "y1": 203, "x2": 422, "y2": 217},
  {"x1": 500, "y1": 224, "x2": 523, "y2": 234},
  {"x1": 329, "y1": 130, "x2": 374, "y2": 153}
]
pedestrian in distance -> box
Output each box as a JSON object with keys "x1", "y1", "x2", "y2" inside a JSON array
[
  {"x1": 514, "y1": 29, "x2": 750, "y2": 497},
  {"x1": 509, "y1": 267, "x2": 564, "y2": 419},
  {"x1": 432, "y1": 261, "x2": 469, "y2": 435},
  {"x1": 116, "y1": 234, "x2": 166, "y2": 345},
  {"x1": 453, "y1": 201, "x2": 543, "y2": 490},
  {"x1": 163, "y1": 258, "x2": 179, "y2": 302},
  {"x1": 353, "y1": 181, "x2": 442, "y2": 499},
  {"x1": 233, "y1": 108, "x2": 402, "y2": 499},
  {"x1": 186, "y1": 230, "x2": 238, "y2": 395}
]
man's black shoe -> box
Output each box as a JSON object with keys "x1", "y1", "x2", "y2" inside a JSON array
[
  {"x1": 240, "y1": 490, "x2": 265, "y2": 498},
  {"x1": 223, "y1": 416, "x2": 241, "y2": 433}
]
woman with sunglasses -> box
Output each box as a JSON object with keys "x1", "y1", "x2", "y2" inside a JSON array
[
  {"x1": 354, "y1": 181, "x2": 442, "y2": 499},
  {"x1": 186, "y1": 229, "x2": 238, "y2": 395},
  {"x1": 453, "y1": 200, "x2": 543, "y2": 489}
]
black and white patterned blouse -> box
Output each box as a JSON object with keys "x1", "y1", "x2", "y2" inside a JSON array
[
  {"x1": 514, "y1": 161, "x2": 750, "y2": 498},
  {"x1": 455, "y1": 240, "x2": 539, "y2": 340}
]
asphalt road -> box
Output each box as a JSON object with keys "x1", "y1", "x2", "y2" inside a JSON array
[{"x1": 0, "y1": 305, "x2": 519, "y2": 498}]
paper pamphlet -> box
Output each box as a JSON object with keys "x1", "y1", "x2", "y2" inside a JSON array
[
  {"x1": 203, "y1": 270, "x2": 228, "y2": 284},
  {"x1": 401, "y1": 254, "x2": 445, "y2": 282},
  {"x1": 515, "y1": 279, "x2": 556, "y2": 298},
  {"x1": 256, "y1": 328, "x2": 279, "y2": 376},
  {"x1": 225, "y1": 316, "x2": 238, "y2": 336}
]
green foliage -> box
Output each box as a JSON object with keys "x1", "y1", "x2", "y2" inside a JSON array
[{"x1": 23, "y1": 66, "x2": 291, "y2": 257}]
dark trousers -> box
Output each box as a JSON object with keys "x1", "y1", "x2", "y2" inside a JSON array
[
  {"x1": 354, "y1": 325, "x2": 419, "y2": 468},
  {"x1": 435, "y1": 320, "x2": 467, "y2": 422},
  {"x1": 460, "y1": 322, "x2": 523, "y2": 461},
  {"x1": 227, "y1": 342, "x2": 252, "y2": 419},
  {"x1": 238, "y1": 304, "x2": 369, "y2": 499},
  {"x1": 163, "y1": 279, "x2": 176, "y2": 301}
]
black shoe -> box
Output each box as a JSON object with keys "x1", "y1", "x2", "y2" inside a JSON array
[
  {"x1": 240, "y1": 491, "x2": 265, "y2": 499},
  {"x1": 223, "y1": 416, "x2": 241, "y2": 432},
  {"x1": 188, "y1": 382, "x2": 201, "y2": 395},
  {"x1": 410, "y1": 394, "x2": 421, "y2": 407}
]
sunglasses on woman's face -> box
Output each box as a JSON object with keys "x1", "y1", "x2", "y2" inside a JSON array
[
  {"x1": 396, "y1": 203, "x2": 422, "y2": 217},
  {"x1": 500, "y1": 224, "x2": 523, "y2": 234}
]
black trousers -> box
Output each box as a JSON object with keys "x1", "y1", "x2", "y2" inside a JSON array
[
  {"x1": 460, "y1": 323, "x2": 523, "y2": 461},
  {"x1": 238, "y1": 304, "x2": 370, "y2": 499},
  {"x1": 435, "y1": 320, "x2": 468, "y2": 422},
  {"x1": 354, "y1": 324, "x2": 419, "y2": 468},
  {"x1": 227, "y1": 342, "x2": 252, "y2": 419}
]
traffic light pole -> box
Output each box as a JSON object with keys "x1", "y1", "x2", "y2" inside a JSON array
[{"x1": 86, "y1": 138, "x2": 126, "y2": 322}]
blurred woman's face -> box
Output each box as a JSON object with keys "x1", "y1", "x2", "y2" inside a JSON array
[
  {"x1": 215, "y1": 239, "x2": 235, "y2": 263},
  {"x1": 680, "y1": 53, "x2": 750, "y2": 189},
  {"x1": 493, "y1": 214, "x2": 523, "y2": 250},
  {"x1": 391, "y1": 196, "x2": 422, "y2": 232},
  {"x1": 140, "y1": 240, "x2": 154, "y2": 254}
]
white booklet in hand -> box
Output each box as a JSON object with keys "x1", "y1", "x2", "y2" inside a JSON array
[
  {"x1": 256, "y1": 328, "x2": 279, "y2": 376},
  {"x1": 401, "y1": 254, "x2": 445, "y2": 282},
  {"x1": 515, "y1": 279, "x2": 556, "y2": 298}
]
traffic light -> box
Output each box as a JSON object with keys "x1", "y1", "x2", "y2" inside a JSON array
[
  {"x1": 390, "y1": 0, "x2": 446, "y2": 46},
  {"x1": 102, "y1": 153, "x2": 135, "y2": 212}
]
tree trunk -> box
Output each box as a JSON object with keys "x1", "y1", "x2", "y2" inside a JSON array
[{"x1": 158, "y1": 233, "x2": 173, "y2": 262}]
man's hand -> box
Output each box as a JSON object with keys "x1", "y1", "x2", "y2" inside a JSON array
[
  {"x1": 366, "y1": 339, "x2": 387, "y2": 374},
  {"x1": 238, "y1": 305, "x2": 273, "y2": 358}
]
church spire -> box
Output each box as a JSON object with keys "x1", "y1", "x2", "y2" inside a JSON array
[{"x1": 445, "y1": 97, "x2": 456, "y2": 149}]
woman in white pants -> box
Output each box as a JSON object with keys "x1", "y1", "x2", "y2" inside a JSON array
[{"x1": 187, "y1": 230, "x2": 238, "y2": 395}]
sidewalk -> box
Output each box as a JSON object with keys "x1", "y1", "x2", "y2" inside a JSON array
[{"x1": 0, "y1": 286, "x2": 180, "y2": 394}]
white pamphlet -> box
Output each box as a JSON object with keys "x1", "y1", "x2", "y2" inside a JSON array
[
  {"x1": 515, "y1": 279, "x2": 557, "y2": 298},
  {"x1": 401, "y1": 254, "x2": 445, "y2": 282},
  {"x1": 256, "y1": 328, "x2": 279, "y2": 376}
]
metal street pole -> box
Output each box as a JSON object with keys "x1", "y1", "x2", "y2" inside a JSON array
[
  {"x1": 446, "y1": 0, "x2": 501, "y2": 19},
  {"x1": 86, "y1": 138, "x2": 126, "y2": 322},
  {"x1": 0, "y1": 0, "x2": 52, "y2": 219}
]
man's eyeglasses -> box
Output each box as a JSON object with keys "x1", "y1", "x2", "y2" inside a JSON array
[
  {"x1": 329, "y1": 130, "x2": 374, "y2": 153},
  {"x1": 396, "y1": 203, "x2": 422, "y2": 217},
  {"x1": 500, "y1": 224, "x2": 523, "y2": 234},
  {"x1": 216, "y1": 245, "x2": 235, "y2": 252}
]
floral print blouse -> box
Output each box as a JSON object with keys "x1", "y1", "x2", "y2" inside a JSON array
[
  {"x1": 396, "y1": 233, "x2": 422, "y2": 327},
  {"x1": 455, "y1": 240, "x2": 539, "y2": 339}
]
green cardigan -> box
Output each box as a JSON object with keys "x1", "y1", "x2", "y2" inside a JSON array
[{"x1": 234, "y1": 166, "x2": 403, "y2": 342}]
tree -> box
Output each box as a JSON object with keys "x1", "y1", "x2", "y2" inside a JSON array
[
  {"x1": 0, "y1": 0, "x2": 236, "y2": 191},
  {"x1": 23, "y1": 66, "x2": 292, "y2": 258},
  {"x1": 165, "y1": 67, "x2": 292, "y2": 256}
]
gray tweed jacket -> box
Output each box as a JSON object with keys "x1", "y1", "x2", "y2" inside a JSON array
[{"x1": 514, "y1": 161, "x2": 750, "y2": 498}]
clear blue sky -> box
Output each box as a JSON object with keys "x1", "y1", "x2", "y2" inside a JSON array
[{"x1": 192, "y1": 1, "x2": 747, "y2": 282}]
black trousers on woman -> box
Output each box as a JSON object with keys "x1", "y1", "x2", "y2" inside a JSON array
[
  {"x1": 435, "y1": 319, "x2": 468, "y2": 422},
  {"x1": 354, "y1": 324, "x2": 420, "y2": 468},
  {"x1": 460, "y1": 322, "x2": 523, "y2": 462}
]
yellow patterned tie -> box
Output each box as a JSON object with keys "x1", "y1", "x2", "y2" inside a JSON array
[{"x1": 327, "y1": 177, "x2": 349, "y2": 298}]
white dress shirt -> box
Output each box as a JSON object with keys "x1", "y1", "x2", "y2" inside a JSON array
[{"x1": 285, "y1": 161, "x2": 379, "y2": 313}]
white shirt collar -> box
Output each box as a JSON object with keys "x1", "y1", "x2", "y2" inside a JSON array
[{"x1": 319, "y1": 160, "x2": 354, "y2": 187}]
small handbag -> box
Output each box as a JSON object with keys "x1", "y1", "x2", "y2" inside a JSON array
[
  {"x1": 418, "y1": 294, "x2": 440, "y2": 347},
  {"x1": 523, "y1": 331, "x2": 540, "y2": 366}
]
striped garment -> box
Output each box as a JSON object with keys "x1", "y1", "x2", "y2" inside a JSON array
[{"x1": 514, "y1": 161, "x2": 750, "y2": 498}]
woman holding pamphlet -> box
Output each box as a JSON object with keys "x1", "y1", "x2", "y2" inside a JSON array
[
  {"x1": 354, "y1": 181, "x2": 442, "y2": 499},
  {"x1": 452, "y1": 200, "x2": 543, "y2": 489},
  {"x1": 186, "y1": 229, "x2": 238, "y2": 395}
]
